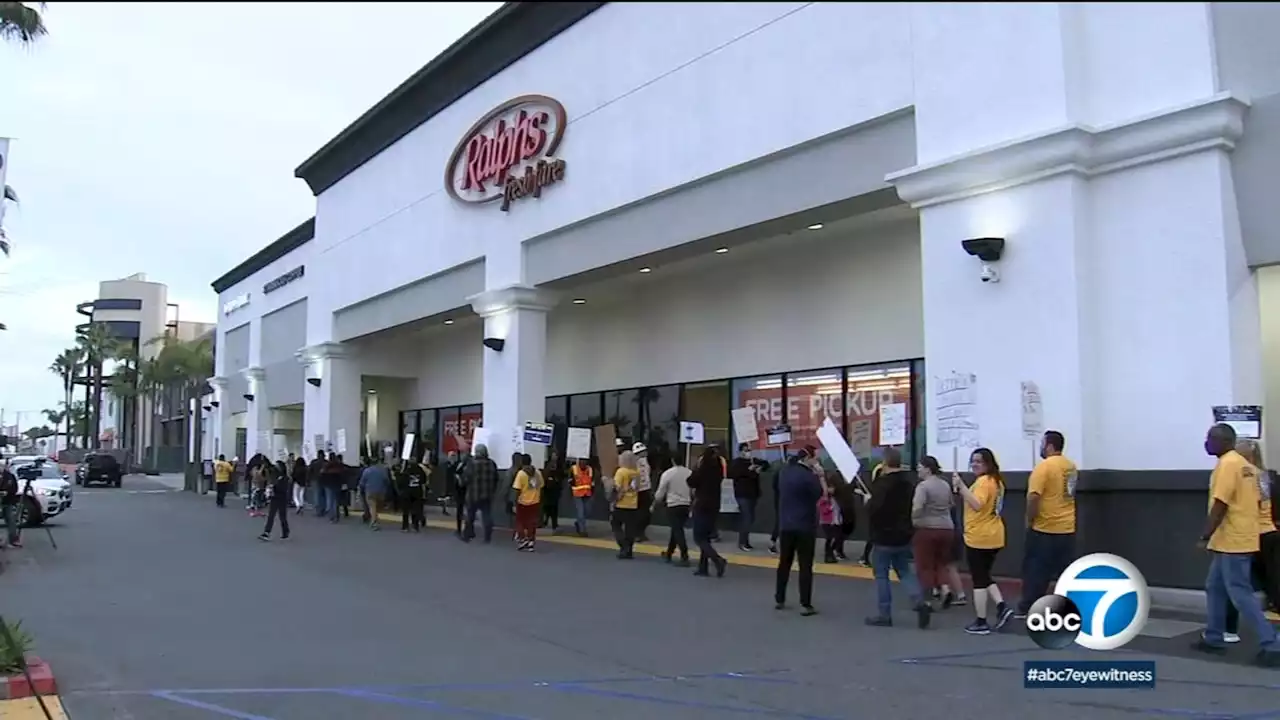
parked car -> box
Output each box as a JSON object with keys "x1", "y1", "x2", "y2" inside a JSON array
[
  {"x1": 13, "y1": 461, "x2": 72, "y2": 527},
  {"x1": 76, "y1": 453, "x2": 123, "y2": 488}
]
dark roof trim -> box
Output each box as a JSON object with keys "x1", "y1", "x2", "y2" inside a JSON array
[
  {"x1": 293, "y1": 1, "x2": 605, "y2": 196},
  {"x1": 211, "y1": 218, "x2": 315, "y2": 294}
]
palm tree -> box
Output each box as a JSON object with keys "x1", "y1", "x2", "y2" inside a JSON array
[
  {"x1": 152, "y1": 335, "x2": 213, "y2": 489},
  {"x1": 0, "y1": 2, "x2": 46, "y2": 45},
  {"x1": 76, "y1": 323, "x2": 124, "y2": 449},
  {"x1": 122, "y1": 356, "x2": 168, "y2": 470},
  {"x1": 49, "y1": 348, "x2": 82, "y2": 449}
]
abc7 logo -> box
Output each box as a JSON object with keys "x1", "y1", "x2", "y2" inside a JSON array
[{"x1": 1026, "y1": 595, "x2": 1084, "y2": 649}]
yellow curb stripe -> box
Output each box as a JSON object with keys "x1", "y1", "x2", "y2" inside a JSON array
[
  {"x1": 376, "y1": 513, "x2": 1280, "y2": 619},
  {"x1": 0, "y1": 696, "x2": 69, "y2": 719}
]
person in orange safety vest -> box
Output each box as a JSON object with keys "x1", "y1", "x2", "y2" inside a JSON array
[{"x1": 570, "y1": 457, "x2": 595, "y2": 537}]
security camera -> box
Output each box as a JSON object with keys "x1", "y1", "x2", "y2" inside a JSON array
[
  {"x1": 306, "y1": 377, "x2": 322, "y2": 388},
  {"x1": 979, "y1": 263, "x2": 1001, "y2": 284},
  {"x1": 243, "y1": 393, "x2": 255, "y2": 402}
]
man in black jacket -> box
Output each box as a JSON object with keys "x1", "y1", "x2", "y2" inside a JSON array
[
  {"x1": 398, "y1": 459, "x2": 427, "y2": 532},
  {"x1": 1, "y1": 459, "x2": 20, "y2": 549},
  {"x1": 729, "y1": 444, "x2": 763, "y2": 552},
  {"x1": 864, "y1": 448, "x2": 930, "y2": 629}
]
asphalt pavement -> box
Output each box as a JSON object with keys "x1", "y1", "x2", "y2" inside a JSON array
[{"x1": 1, "y1": 477, "x2": 1279, "y2": 720}]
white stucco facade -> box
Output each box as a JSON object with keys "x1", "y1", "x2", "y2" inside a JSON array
[{"x1": 211, "y1": 2, "x2": 1268, "y2": 474}]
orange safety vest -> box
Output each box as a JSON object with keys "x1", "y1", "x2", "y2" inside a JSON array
[{"x1": 571, "y1": 466, "x2": 594, "y2": 497}]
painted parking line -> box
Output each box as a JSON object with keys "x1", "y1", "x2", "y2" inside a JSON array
[
  {"x1": 548, "y1": 683, "x2": 842, "y2": 720},
  {"x1": 150, "y1": 692, "x2": 276, "y2": 719},
  {"x1": 334, "y1": 689, "x2": 535, "y2": 719}
]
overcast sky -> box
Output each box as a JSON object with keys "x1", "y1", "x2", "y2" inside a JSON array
[{"x1": 0, "y1": 1, "x2": 500, "y2": 428}]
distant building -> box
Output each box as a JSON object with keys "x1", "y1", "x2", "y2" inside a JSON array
[{"x1": 77, "y1": 273, "x2": 213, "y2": 466}]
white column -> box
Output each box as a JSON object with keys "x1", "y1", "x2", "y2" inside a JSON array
[
  {"x1": 893, "y1": 4, "x2": 1251, "y2": 472},
  {"x1": 242, "y1": 366, "x2": 271, "y2": 457},
  {"x1": 208, "y1": 375, "x2": 228, "y2": 459},
  {"x1": 298, "y1": 342, "x2": 361, "y2": 459},
  {"x1": 469, "y1": 285, "x2": 558, "y2": 469}
]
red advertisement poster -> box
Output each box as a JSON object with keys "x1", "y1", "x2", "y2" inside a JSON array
[
  {"x1": 736, "y1": 387, "x2": 909, "y2": 455},
  {"x1": 442, "y1": 410, "x2": 483, "y2": 454}
]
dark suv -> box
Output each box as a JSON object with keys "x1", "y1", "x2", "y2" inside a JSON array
[{"x1": 77, "y1": 453, "x2": 123, "y2": 488}]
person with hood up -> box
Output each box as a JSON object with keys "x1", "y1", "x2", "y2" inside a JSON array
[
  {"x1": 689, "y1": 446, "x2": 729, "y2": 577},
  {"x1": 541, "y1": 449, "x2": 566, "y2": 533},
  {"x1": 462, "y1": 444, "x2": 500, "y2": 543},
  {"x1": 398, "y1": 458, "x2": 428, "y2": 532}
]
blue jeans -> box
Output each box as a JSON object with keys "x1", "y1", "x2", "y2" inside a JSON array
[
  {"x1": 871, "y1": 544, "x2": 923, "y2": 618},
  {"x1": 573, "y1": 496, "x2": 590, "y2": 533},
  {"x1": 465, "y1": 500, "x2": 494, "y2": 542},
  {"x1": 1205, "y1": 551, "x2": 1279, "y2": 650},
  {"x1": 1019, "y1": 530, "x2": 1076, "y2": 612},
  {"x1": 2, "y1": 503, "x2": 18, "y2": 544},
  {"x1": 737, "y1": 496, "x2": 757, "y2": 547}
]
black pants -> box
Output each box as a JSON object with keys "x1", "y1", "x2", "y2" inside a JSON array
[
  {"x1": 776, "y1": 530, "x2": 816, "y2": 607},
  {"x1": 215, "y1": 482, "x2": 229, "y2": 507},
  {"x1": 401, "y1": 497, "x2": 425, "y2": 531},
  {"x1": 861, "y1": 541, "x2": 873, "y2": 564},
  {"x1": 637, "y1": 490, "x2": 653, "y2": 537},
  {"x1": 822, "y1": 524, "x2": 842, "y2": 560},
  {"x1": 1019, "y1": 530, "x2": 1076, "y2": 612},
  {"x1": 455, "y1": 494, "x2": 465, "y2": 533},
  {"x1": 693, "y1": 509, "x2": 723, "y2": 573},
  {"x1": 665, "y1": 505, "x2": 690, "y2": 559},
  {"x1": 542, "y1": 490, "x2": 560, "y2": 529},
  {"x1": 612, "y1": 507, "x2": 639, "y2": 555},
  {"x1": 262, "y1": 497, "x2": 290, "y2": 538}
]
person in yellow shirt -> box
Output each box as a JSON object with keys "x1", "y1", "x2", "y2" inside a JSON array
[
  {"x1": 1224, "y1": 439, "x2": 1280, "y2": 641},
  {"x1": 1195, "y1": 424, "x2": 1279, "y2": 664},
  {"x1": 213, "y1": 454, "x2": 234, "y2": 508},
  {"x1": 611, "y1": 451, "x2": 641, "y2": 559},
  {"x1": 511, "y1": 453, "x2": 543, "y2": 552},
  {"x1": 953, "y1": 447, "x2": 1013, "y2": 635},
  {"x1": 1017, "y1": 430, "x2": 1078, "y2": 616}
]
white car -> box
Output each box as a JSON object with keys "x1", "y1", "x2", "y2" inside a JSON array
[{"x1": 12, "y1": 462, "x2": 73, "y2": 527}]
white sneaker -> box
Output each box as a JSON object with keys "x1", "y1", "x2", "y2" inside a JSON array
[{"x1": 1225, "y1": 632, "x2": 1241, "y2": 644}]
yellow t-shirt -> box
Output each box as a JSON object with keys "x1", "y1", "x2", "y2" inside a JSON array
[
  {"x1": 1208, "y1": 450, "x2": 1261, "y2": 554},
  {"x1": 1027, "y1": 455, "x2": 1077, "y2": 534},
  {"x1": 963, "y1": 474, "x2": 1005, "y2": 550},
  {"x1": 512, "y1": 469, "x2": 543, "y2": 506},
  {"x1": 613, "y1": 467, "x2": 639, "y2": 510},
  {"x1": 214, "y1": 461, "x2": 233, "y2": 483}
]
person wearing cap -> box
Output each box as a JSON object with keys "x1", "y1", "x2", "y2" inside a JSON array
[{"x1": 632, "y1": 441, "x2": 654, "y2": 543}]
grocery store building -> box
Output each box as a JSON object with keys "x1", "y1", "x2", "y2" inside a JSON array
[{"x1": 210, "y1": 2, "x2": 1280, "y2": 587}]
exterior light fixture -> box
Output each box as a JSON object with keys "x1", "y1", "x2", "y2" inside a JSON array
[
  {"x1": 715, "y1": 247, "x2": 729, "y2": 254},
  {"x1": 443, "y1": 319, "x2": 454, "y2": 325},
  {"x1": 638, "y1": 267, "x2": 652, "y2": 274},
  {"x1": 572, "y1": 298, "x2": 587, "y2": 305},
  {"x1": 807, "y1": 223, "x2": 824, "y2": 231},
  {"x1": 483, "y1": 337, "x2": 506, "y2": 352}
]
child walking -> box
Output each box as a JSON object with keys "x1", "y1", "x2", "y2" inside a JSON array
[{"x1": 819, "y1": 487, "x2": 843, "y2": 563}]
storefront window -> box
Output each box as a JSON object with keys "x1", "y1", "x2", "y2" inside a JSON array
[
  {"x1": 545, "y1": 395, "x2": 568, "y2": 458},
  {"x1": 458, "y1": 404, "x2": 483, "y2": 456},
  {"x1": 637, "y1": 385, "x2": 679, "y2": 472},
  {"x1": 418, "y1": 410, "x2": 437, "y2": 464},
  {"x1": 732, "y1": 375, "x2": 784, "y2": 461},
  {"x1": 605, "y1": 388, "x2": 641, "y2": 445},
  {"x1": 438, "y1": 408, "x2": 460, "y2": 455},
  {"x1": 785, "y1": 369, "x2": 844, "y2": 453},
  {"x1": 682, "y1": 381, "x2": 730, "y2": 455},
  {"x1": 845, "y1": 362, "x2": 913, "y2": 466},
  {"x1": 568, "y1": 393, "x2": 603, "y2": 458}
]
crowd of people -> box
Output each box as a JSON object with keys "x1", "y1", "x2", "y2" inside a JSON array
[{"x1": 204, "y1": 422, "x2": 1280, "y2": 665}]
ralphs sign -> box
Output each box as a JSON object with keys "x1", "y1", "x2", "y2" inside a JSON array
[{"x1": 444, "y1": 94, "x2": 568, "y2": 212}]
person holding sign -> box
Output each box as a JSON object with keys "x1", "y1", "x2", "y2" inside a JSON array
[
  {"x1": 953, "y1": 448, "x2": 1014, "y2": 635},
  {"x1": 512, "y1": 454, "x2": 544, "y2": 552},
  {"x1": 611, "y1": 451, "x2": 642, "y2": 559},
  {"x1": 569, "y1": 457, "x2": 595, "y2": 537},
  {"x1": 1016, "y1": 430, "x2": 1078, "y2": 617}
]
